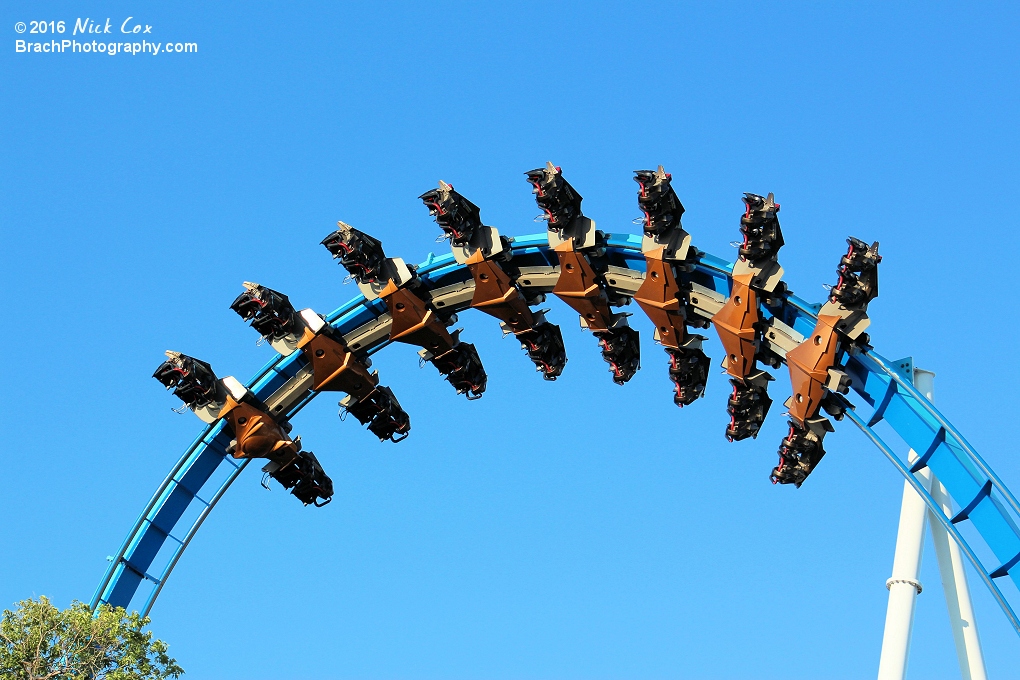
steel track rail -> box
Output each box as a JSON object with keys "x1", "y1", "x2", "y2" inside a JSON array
[{"x1": 91, "y1": 232, "x2": 1020, "y2": 637}]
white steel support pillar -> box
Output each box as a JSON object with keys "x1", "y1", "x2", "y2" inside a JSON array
[
  {"x1": 877, "y1": 385, "x2": 932, "y2": 680},
  {"x1": 876, "y1": 368, "x2": 985, "y2": 680},
  {"x1": 929, "y1": 475, "x2": 987, "y2": 679}
]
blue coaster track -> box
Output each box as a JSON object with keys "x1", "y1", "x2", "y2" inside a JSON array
[{"x1": 90, "y1": 232, "x2": 1020, "y2": 636}]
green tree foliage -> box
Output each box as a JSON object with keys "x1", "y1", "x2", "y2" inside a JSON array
[{"x1": 0, "y1": 597, "x2": 183, "y2": 680}]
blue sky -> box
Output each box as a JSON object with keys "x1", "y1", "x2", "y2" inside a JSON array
[{"x1": 2, "y1": 1, "x2": 1019, "y2": 678}]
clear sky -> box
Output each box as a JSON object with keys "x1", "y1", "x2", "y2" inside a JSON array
[{"x1": 2, "y1": 2, "x2": 1019, "y2": 678}]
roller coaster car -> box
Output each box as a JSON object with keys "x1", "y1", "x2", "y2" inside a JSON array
[
  {"x1": 634, "y1": 254, "x2": 690, "y2": 346},
  {"x1": 302, "y1": 328, "x2": 379, "y2": 398},
  {"x1": 431, "y1": 343, "x2": 488, "y2": 398},
  {"x1": 153, "y1": 351, "x2": 221, "y2": 409},
  {"x1": 667, "y1": 344, "x2": 711, "y2": 406},
  {"x1": 267, "y1": 451, "x2": 334, "y2": 506},
  {"x1": 712, "y1": 278, "x2": 761, "y2": 379},
  {"x1": 229, "y1": 282, "x2": 297, "y2": 341},
  {"x1": 552, "y1": 246, "x2": 615, "y2": 323},
  {"x1": 419, "y1": 181, "x2": 483, "y2": 247},
  {"x1": 525, "y1": 162, "x2": 584, "y2": 230},
  {"x1": 634, "y1": 265, "x2": 712, "y2": 404},
  {"x1": 321, "y1": 221, "x2": 387, "y2": 284},
  {"x1": 221, "y1": 397, "x2": 297, "y2": 462},
  {"x1": 466, "y1": 256, "x2": 534, "y2": 330},
  {"x1": 739, "y1": 193, "x2": 784, "y2": 265},
  {"x1": 148, "y1": 349, "x2": 347, "y2": 508},
  {"x1": 830, "y1": 237, "x2": 881, "y2": 310},
  {"x1": 220, "y1": 390, "x2": 336, "y2": 508},
  {"x1": 595, "y1": 325, "x2": 641, "y2": 385},
  {"x1": 416, "y1": 188, "x2": 564, "y2": 383},
  {"x1": 516, "y1": 320, "x2": 567, "y2": 380},
  {"x1": 634, "y1": 167, "x2": 685, "y2": 237},
  {"x1": 778, "y1": 237, "x2": 880, "y2": 485},
  {"x1": 381, "y1": 279, "x2": 489, "y2": 398},
  {"x1": 342, "y1": 386, "x2": 411, "y2": 442},
  {"x1": 771, "y1": 422, "x2": 826, "y2": 487},
  {"x1": 527, "y1": 164, "x2": 631, "y2": 385},
  {"x1": 726, "y1": 375, "x2": 773, "y2": 441},
  {"x1": 785, "y1": 314, "x2": 844, "y2": 426}
]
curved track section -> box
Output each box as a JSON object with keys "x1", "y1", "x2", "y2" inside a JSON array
[{"x1": 91, "y1": 233, "x2": 1020, "y2": 635}]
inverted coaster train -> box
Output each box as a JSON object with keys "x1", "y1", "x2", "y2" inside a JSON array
[{"x1": 93, "y1": 165, "x2": 1020, "y2": 638}]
